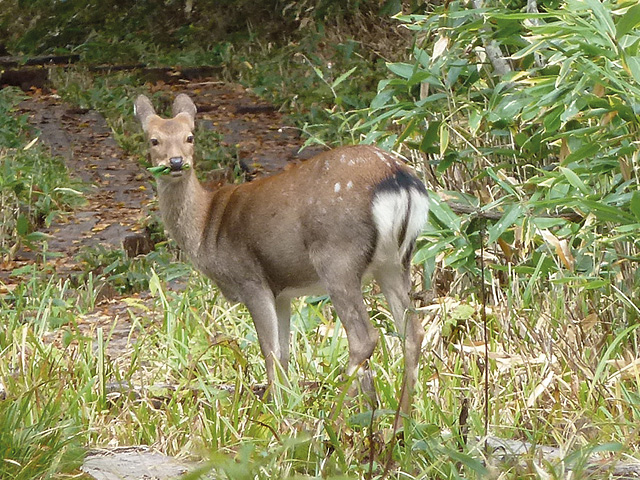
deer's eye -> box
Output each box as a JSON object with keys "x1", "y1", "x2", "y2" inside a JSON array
[
  {"x1": 150, "y1": 138, "x2": 159, "y2": 147},
  {"x1": 186, "y1": 135, "x2": 194, "y2": 144}
]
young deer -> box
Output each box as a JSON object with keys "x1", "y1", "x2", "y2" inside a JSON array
[{"x1": 134, "y1": 94, "x2": 429, "y2": 412}]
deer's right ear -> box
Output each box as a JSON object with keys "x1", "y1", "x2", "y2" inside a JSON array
[{"x1": 134, "y1": 95, "x2": 157, "y2": 132}]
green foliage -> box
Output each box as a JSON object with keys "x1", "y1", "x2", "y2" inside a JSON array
[
  {"x1": 0, "y1": 88, "x2": 84, "y2": 258},
  {"x1": 0, "y1": 389, "x2": 84, "y2": 479},
  {"x1": 222, "y1": 30, "x2": 387, "y2": 146},
  {"x1": 0, "y1": 0, "x2": 387, "y2": 65},
  {"x1": 0, "y1": 306, "x2": 86, "y2": 478},
  {"x1": 76, "y1": 245, "x2": 191, "y2": 296},
  {"x1": 349, "y1": 0, "x2": 640, "y2": 323}
]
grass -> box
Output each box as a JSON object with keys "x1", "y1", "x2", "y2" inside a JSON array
[
  {"x1": 0, "y1": 88, "x2": 85, "y2": 260},
  {"x1": 2, "y1": 241, "x2": 640, "y2": 478}
]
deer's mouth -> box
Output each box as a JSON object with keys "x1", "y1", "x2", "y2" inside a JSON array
[
  {"x1": 147, "y1": 163, "x2": 191, "y2": 178},
  {"x1": 170, "y1": 162, "x2": 191, "y2": 174}
]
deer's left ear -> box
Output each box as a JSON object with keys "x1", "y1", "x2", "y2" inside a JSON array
[{"x1": 172, "y1": 94, "x2": 197, "y2": 125}]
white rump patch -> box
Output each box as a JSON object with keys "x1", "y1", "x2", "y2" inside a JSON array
[{"x1": 371, "y1": 188, "x2": 429, "y2": 264}]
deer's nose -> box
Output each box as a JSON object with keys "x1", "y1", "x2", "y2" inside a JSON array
[{"x1": 169, "y1": 157, "x2": 183, "y2": 171}]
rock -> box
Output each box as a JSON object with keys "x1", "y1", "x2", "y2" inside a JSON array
[
  {"x1": 123, "y1": 232, "x2": 153, "y2": 258},
  {"x1": 82, "y1": 446, "x2": 194, "y2": 480}
]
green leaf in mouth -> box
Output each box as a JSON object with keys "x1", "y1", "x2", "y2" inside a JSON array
[{"x1": 147, "y1": 164, "x2": 190, "y2": 177}]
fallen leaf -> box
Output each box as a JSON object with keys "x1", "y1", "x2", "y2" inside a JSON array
[
  {"x1": 92, "y1": 223, "x2": 109, "y2": 233},
  {"x1": 580, "y1": 312, "x2": 599, "y2": 331},
  {"x1": 541, "y1": 229, "x2": 575, "y2": 271},
  {"x1": 526, "y1": 370, "x2": 555, "y2": 407}
]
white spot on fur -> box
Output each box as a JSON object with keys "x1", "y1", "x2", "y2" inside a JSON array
[
  {"x1": 334, "y1": 182, "x2": 341, "y2": 193},
  {"x1": 347, "y1": 181, "x2": 353, "y2": 189},
  {"x1": 374, "y1": 149, "x2": 392, "y2": 168}
]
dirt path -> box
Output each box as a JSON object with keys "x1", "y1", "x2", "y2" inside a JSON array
[{"x1": 19, "y1": 93, "x2": 155, "y2": 269}]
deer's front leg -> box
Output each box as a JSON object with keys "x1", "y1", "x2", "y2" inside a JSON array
[
  {"x1": 244, "y1": 288, "x2": 282, "y2": 389},
  {"x1": 275, "y1": 295, "x2": 292, "y2": 373}
]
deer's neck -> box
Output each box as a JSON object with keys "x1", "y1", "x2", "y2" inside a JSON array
[{"x1": 157, "y1": 173, "x2": 213, "y2": 258}]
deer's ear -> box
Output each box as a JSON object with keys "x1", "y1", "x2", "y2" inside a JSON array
[
  {"x1": 172, "y1": 94, "x2": 197, "y2": 123},
  {"x1": 134, "y1": 95, "x2": 157, "y2": 132}
]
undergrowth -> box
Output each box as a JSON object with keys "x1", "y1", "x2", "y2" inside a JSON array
[{"x1": 0, "y1": 87, "x2": 84, "y2": 261}]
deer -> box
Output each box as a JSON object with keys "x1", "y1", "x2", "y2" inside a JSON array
[{"x1": 134, "y1": 93, "x2": 429, "y2": 414}]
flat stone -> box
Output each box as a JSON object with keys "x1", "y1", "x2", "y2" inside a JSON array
[{"x1": 82, "y1": 446, "x2": 194, "y2": 480}]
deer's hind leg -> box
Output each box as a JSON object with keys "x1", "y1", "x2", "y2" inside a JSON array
[
  {"x1": 374, "y1": 263, "x2": 424, "y2": 413},
  {"x1": 312, "y1": 248, "x2": 380, "y2": 403}
]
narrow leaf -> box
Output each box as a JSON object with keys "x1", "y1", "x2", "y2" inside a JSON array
[
  {"x1": 487, "y1": 204, "x2": 525, "y2": 244},
  {"x1": 428, "y1": 192, "x2": 461, "y2": 232},
  {"x1": 439, "y1": 122, "x2": 449, "y2": 156},
  {"x1": 616, "y1": 4, "x2": 640, "y2": 39},
  {"x1": 559, "y1": 167, "x2": 589, "y2": 195},
  {"x1": 16, "y1": 214, "x2": 29, "y2": 236},
  {"x1": 331, "y1": 67, "x2": 357, "y2": 90},
  {"x1": 561, "y1": 143, "x2": 599, "y2": 165},
  {"x1": 631, "y1": 191, "x2": 640, "y2": 220}
]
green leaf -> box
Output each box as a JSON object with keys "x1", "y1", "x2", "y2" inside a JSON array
[
  {"x1": 510, "y1": 39, "x2": 547, "y2": 60},
  {"x1": 16, "y1": 214, "x2": 29, "y2": 236},
  {"x1": 147, "y1": 164, "x2": 190, "y2": 177},
  {"x1": 445, "y1": 243, "x2": 475, "y2": 269},
  {"x1": 396, "y1": 118, "x2": 417, "y2": 144},
  {"x1": 487, "y1": 204, "x2": 525, "y2": 244},
  {"x1": 616, "y1": 4, "x2": 640, "y2": 39},
  {"x1": 468, "y1": 109, "x2": 482, "y2": 135},
  {"x1": 559, "y1": 167, "x2": 589, "y2": 195},
  {"x1": 428, "y1": 192, "x2": 461, "y2": 233},
  {"x1": 331, "y1": 67, "x2": 357, "y2": 90},
  {"x1": 584, "y1": 0, "x2": 616, "y2": 40},
  {"x1": 370, "y1": 88, "x2": 394, "y2": 110},
  {"x1": 312, "y1": 65, "x2": 324, "y2": 81},
  {"x1": 419, "y1": 121, "x2": 441, "y2": 153},
  {"x1": 577, "y1": 198, "x2": 636, "y2": 224},
  {"x1": 439, "y1": 122, "x2": 449, "y2": 157},
  {"x1": 149, "y1": 269, "x2": 161, "y2": 297},
  {"x1": 625, "y1": 56, "x2": 640, "y2": 84},
  {"x1": 631, "y1": 191, "x2": 640, "y2": 220},
  {"x1": 386, "y1": 62, "x2": 415, "y2": 80},
  {"x1": 562, "y1": 143, "x2": 600, "y2": 166},
  {"x1": 24, "y1": 232, "x2": 51, "y2": 242},
  {"x1": 147, "y1": 165, "x2": 171, "y2": 176},
  {"x1": 590, "y1": 324, "x2": 640, "y2": 399},
  {"x1": 413, "y1": 237, "x2": 456, "y2": 264}
]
